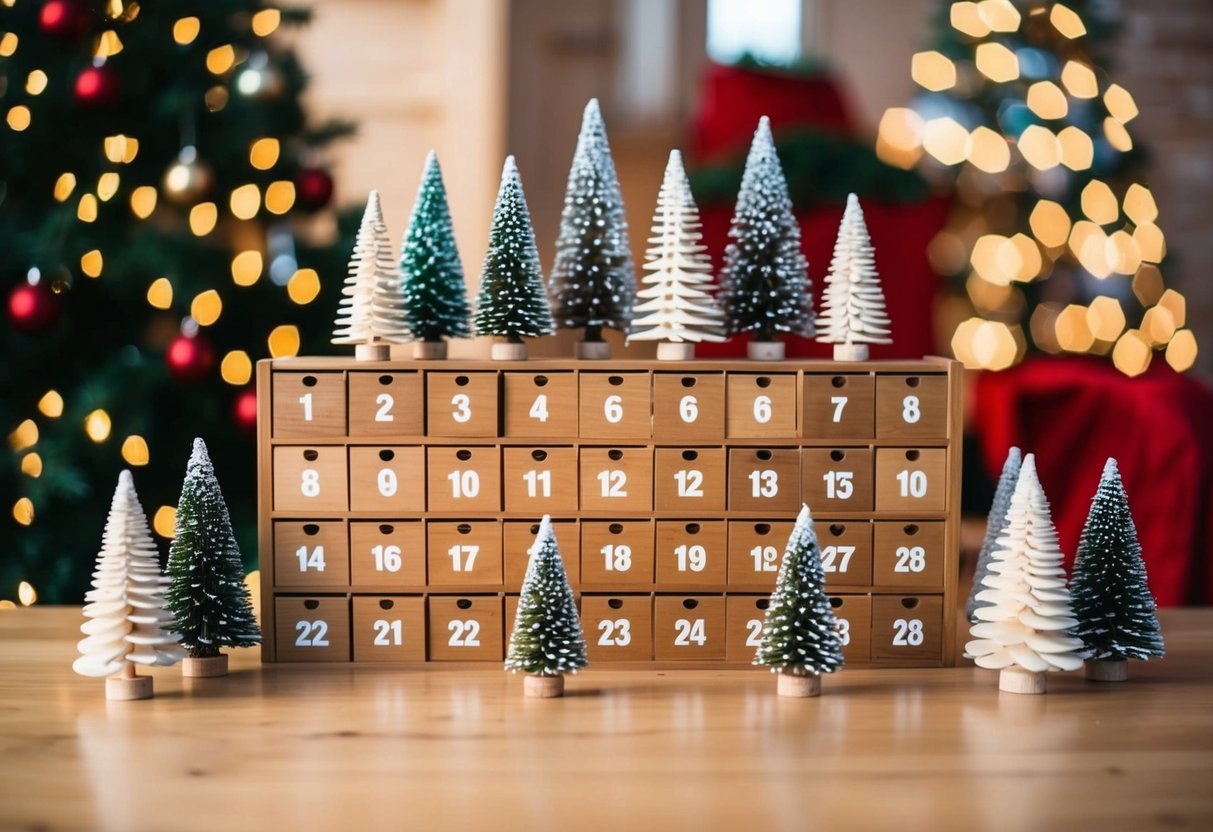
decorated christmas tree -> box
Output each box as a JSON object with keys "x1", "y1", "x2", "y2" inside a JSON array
[
  {"x1": 627, "y1": 149, "x2": 725, "y2": 360},
  {"x1": 472, "y1": 156, "x2": 554, "y2": 360},
  {"x1": 165, "y1": 438, "x2": 260, "y2": 677},
  {"x1": 1, "y1": 1, "x2": 353, "y2": 604},
  {"x1": 815, "y1": 193, "x2": 893, "y2": 360},
  {"x1": 754, "y1": 503, "x2": 844, "y2": 697},
  {"x1": 966, "y1": 446, "x2": 1022, "y2": 623},
  {"x1": 718, "y1": 116, "x2": 813, "y2": 360},
  {"x1": 504, "y1": 515, "x2": 587, "y2": 697},
  {"x1": 73, "y1": 470, "x2": 183, "y2": 700},
  {"x1": 1070, "y1": 458, "x2": 1164, "y2": 681},
  {"x1": 400, "y1": 151, "x2": 470, "y2": 359},
  {"x1": 549, "y1": 99, "x2": 635, "y2": 359},
  {"x1": 965, "y1": 454, "x2": 1085, "y2": 694},
  {"x1": 332, "y1": 190, "x2": 408, "y2": 360}
]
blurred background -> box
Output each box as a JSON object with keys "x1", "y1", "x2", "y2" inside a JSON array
[{"x1": 3, "y1": 0, "x2": 1211, "y2": 606}]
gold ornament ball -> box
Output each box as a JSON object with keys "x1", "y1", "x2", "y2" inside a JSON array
[{"x1": 163, "y1": 148, "x2": 214, "y2": 205}]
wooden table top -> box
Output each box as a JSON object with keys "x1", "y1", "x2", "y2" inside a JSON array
[{"x1": 1, "y1": 607, "x2": 1210, "y2": 832}]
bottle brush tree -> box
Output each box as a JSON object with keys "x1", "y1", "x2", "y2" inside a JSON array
[
  {"x1": 815, "y1": 193, "x2": 893, "y2": 360},
  {"x1": 333, "y1": 190, "x2": 409, "y2": 360},
  {"x1": 966, "y1": 446, "x2": 1022, "y2": 623}
]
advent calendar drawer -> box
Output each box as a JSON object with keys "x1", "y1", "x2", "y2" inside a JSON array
[
  {"x1": 727, "y1": 448, "x2": 800, "y2": 511},
  {"x1": 872, "y1": 522, "x2": 945, "y2": 590},
  {"x1": 426, "y1": 446, "x2": 502, "y2": 512},
  {"x1": 653, "y1": 448, "x2": 726, "y2": 511},
  {"x1": 427, "y1": 596, "x2": 503, "y2": 661},
  {"x1": 502, "y1": 447, "x2": 578, "y2": 513},
  {"x1": 654, "y1": 596, "x2": 726, "y2": 660},
  {"x1": 427, "y1": 521, "x2": 503, "y2": 588},
  {"x1": 349, "y1": 521, "x2": 425, "y2": 588},
  {"x1": 273, "y1": 447, "x2": 348, "y2": 512},
  {"x1": 273, "y1": 521, "x2": 348, "y2": 588},
  {"x1": 579, "y1": 372, "x2": 651, "y2": 438},
  {"x1": 726, "y1": 520, "x2": 794, "y2": 588},
  {"x1": 348, "y1": 446, "x2": 424, "y2": 511},
  {"x1": 503, "y1": 520, "x2": 580, "y2": 589},
  {"x1": 579, "y1": 447, "x2": 653, "y2": 511},
  {"x1": 802, "y1": 373, "x2": 874, "y2": 439},
  {"x1": 652, "y1": 373, "x2": 724, "y2": 441},
  {"x1": 581, "y1": 521, "x2": 654, "y2": 588},
  {"x1": 801, "y1": 448, "x2": 874, "y2": 512},
  {"x1": 725, "y1": 595, "x2": 770, "y2": 662},
  {"x1": 348, "y1": 372, "x2": 423, "y2": 436},
  {"x1": 582, "y1": 595, "x2": 653, "y2": 661},
  {"x1": 829, "y1": 595, "x2": 872, "y2": 665},
  {"x1": 352, "y1": 596, "x2": 426, "y2": 662},
  {"x1": 875, "y1": 374, "x2": 948, "y2": 438},
  {"x1": 874, "y1": 448, "x2": 947, "y2": 511},
  {"x1": 725, "y1": 373, "x2": 796, "y2": 437},
  {"x1": 427, "y1": 372, "x2": 499, "y2": 437},
  {"x1": 275, "y1": 596, "x2": 350, "y2": 662},
  {"x1": 655, "y1": 521, "x2": 727, "y2": 588},
  {"x1": 816, "y1": 520, "x2": 873, "y2": 587},
  {"x1": 870, "y1": 595, "x2": 944, "y2": 665},
  {"x1": 272, "y1": 372, "x2": 346, "y2": 437},
  {"x1": 503, "y1": 371, "x2": 578, "y2": 437}
]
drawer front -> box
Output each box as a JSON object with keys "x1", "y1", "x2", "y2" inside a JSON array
[
  {"x1": 348, "y1": 372, "x2": 423, "y2": 436},
  {"x1": 579, "y1": 447, "x2": 653, "y2": 512},
  {"x1": 802, "y1": 373, "x2": 874, "y2": 439},
  {"x1": 578, "y1": 372, "x2": 651, "y2": 438},
  {"x1": 875, "y1": 374, "x2": 948, "y2": 439},
  {"x1": 426, "y1": 446, "x2": 502, "y2": 512},
  {"x1": 727, "y1": 448, "x2": 801, "y2": 511},
  {"x1": 870, "y1": 595, "x2": 944, "y2": 665},
  {"x1": 725, "y1": 595, "x2": 770, "y2": 662},
  {"x1": 872, "y1": 521, "x2": 946, "y2": 590},
  {"x1": 874, "y1": 448, "x2": 948, "y2": 512},
  {"x1": 272, "y1": 372, "x2": 346, "y2": 437},
  {"x1": 582, "y1": 595, "x2": 653, "y2": 661},
  {"x1": 726, "y1": 520, "x2": 794, "y2": 589},
  {"x1": 273, "y1": 446, "x2": 348, "y2": 512},
  {"x1": 829, "y1": 595, "x2": 872, "y2": 665},
  {"x1": 655, "y1": 521, "x2": 727, "y2": 588},
  {"x1": 275, "y1": 596, "x2": 351, "y2": 662},
  {"x1": 580, "y1": 521, "x2": 654, "y2": 588},
  {"x1": 503, "y1": 520, "x2": 580, "y2": 589},
  {"x1": 653, "y1": 596, "x2": 726, "y2": 660},
  {"x1": 273, "y1": 521, "x2": 349, "y2": 588},
  {"x1": 502, "y1": 447, "x2": 578, "y2": 513},
  {"x1": 725, "y1": 373, "x2": 796, "y2": 437},
  {"x1": 427, "y1": 372, "x2": 499, "y2": 437},
  {"x1": 427, "y1": 521, "x2": 503, "y2": 589},
  {"x1": 349, "y1": 446, "x2": 425, "y2": 512},
  {"x1": 427, "y1": 596, "x2": 504, "y2": 661},
  {"x1": 503, "y1": 371, "x2": 578, "y2": 437},
  {"x1": 352, "y1": 596, "x2": 427, "y2": 662},
  {"x1": 653, "y1": 448, "x2": 726, "y2": 511},
  {"x1": 652, "y1": 373, "x2": 724, "y2": 441},
  {"x1": 816, "y1": 520, "x2": 873, "y2": 588},
  {"x1": 801, "y1": 447, "x2": 874, "y2": 513},
  {"x1": 349, "y1": 521, "x2": 426, "y2": 588}
]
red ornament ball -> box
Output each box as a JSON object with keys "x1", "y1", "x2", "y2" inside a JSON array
[
  {"x1": 7, "y1": 282, "x2": 61, "y2": 335},
  {"x1": 294, "y1": 167, "x2": 334, "y2": 212},
  {"x1": 75, "y1": 64, "x2": 121, "y2": 108},
  {"x1": 233, "y1": 389, "x2": 258, "y2": 432},
  {"x1": 39, "y1": 0, "x2": 91, "y2": 41},
  {"x1": 166, "y1": 333, "x2": 215, "y2": 383}
]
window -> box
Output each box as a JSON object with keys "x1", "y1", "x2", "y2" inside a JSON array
[{"x1": 707, "y1": 0, "x2": 802, "y2": 65}]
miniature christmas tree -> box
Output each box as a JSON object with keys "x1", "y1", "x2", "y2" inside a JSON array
[
  {"x1": 965, "y1": 454, "x2": 1085, "y2": 694},
  {"x1": 165, "y1": 439, "x2": 260, "y2": 677},
  {"x1": 1070, "y1": 458, "x2": 1165, "y2": 682},
  {"x1": 754, "y1": 503, "x2": 844, "y2": 697},
  {"x1": 815, "y1": 193, "x2": 893, "y2": 361},
  {"x1": 627, "y1": 149, "x2": 725, "y2": 360},
  {"x1": 505, "y1": 515, "x2": 588, "y2": 697},
  {"x1": 549, "y1": 99, "x2": 636, "y2": 359},
  {"x1": 332, "y1": 190, "x2": 409, "y2": 360},
  {"x1": 718, "y1": 116, "x2": 814, "y2": 360},
  {"x1": 966, "y1": 447, "x2": 1023, "y2": 623},
  {"x1": 472, "y1": 156, "x2": 555, "y2": 360},
  {"x1": 73, "y1": 471, "x2": 183, "y2": 700},
  {"x1": 400, "y1": 151, "x2": 471, "y2": 359}
]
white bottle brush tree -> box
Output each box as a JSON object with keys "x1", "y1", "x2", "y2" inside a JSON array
[
  {"x1": 627, "y1": 149, "x2": 725, "y2": 360},
  {"x1": 73, "y1": 470, "x2": 184, "y2": 700},
  {"x1": 718, "y1": 116, "x2": 814, "y2": 360},
  {"x1": 966, "y1": 446, "x2": 1022, "y2": 623},
  {"x1": 549, "y1": 99, "x2": 636, "y2": 358},
  {"x1": 753, "y1": 503, "x2": 844, "y2": 697},
  {"x1": 1069, "y1": 458, "x2": 1164, "y2": 681},
  {"x1": 165, "y1": 439, "x2": 260, "y2": 677},
  {"x1": 332, "y1": 189, "x2": 409, "y2": 360},
  {"x1": 505, "y1": 515, "x2": 588, "y2": 697},
  {"x1": 965, "y1": 454, "x2": 1085, "y2": 694},
  {"x1": 815, "y1": 193, "x2": 893, "y2": 360}
]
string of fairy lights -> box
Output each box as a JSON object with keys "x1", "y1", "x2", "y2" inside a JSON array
[{"x1": 875, "y1": 0, "x2": 1198, "y2": 376}]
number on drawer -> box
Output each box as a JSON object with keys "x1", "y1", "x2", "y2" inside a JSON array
[
  {"x1": 674, "y1": 618, "x2": 706, "y2": 646},
  {"x1": 300, "y1": 469, "x2": 320, "y2": 497},
  {"x1": 448, "y1": 544, "x2": 479, "y2": 572},
  {"x1": 523, "y1": 469, "x2": 551, "y2": 497},
  {"x1": 892, "y1": 618, "x2": 924, "y2": 646},
  {"x1": 753, "y1": 395, "x2": 772, "y2": 424},
  {"x1": 601, "y1": 544, "x2": 632, "y2": 572},
  {"x1": 597, "y1": 469, "x2": 627, "y2": 497},
  {"x1": 674, "y1": 469, "x2": 703, "y2": 497},
  {"x1": 597, "y1": 619, "x2": 631, "y2": 646},
  {"x1": 298, "y1": 393, "x2": 313, "y2": 421},
  {"x1": 373, "y1": 619, "x2": 403, "y2": 646},
  {"x1": 451, "y1": 393, "x2": 472, "y2": 423},
  {"x1": 447, "y1": 619, "x2": 481, "y2": 647},
  {"x1": 820, "y1": 545, "x2": 853, "y2": 573},
  {"x1": 838, "y1": 619, "x2": 851, "y2": 646},
  {"x1": 448, "y1": 469, "x2": 480, "y2": 498},
  {"x1": 823, "y1": 470, "x2": 853, "y2": 499},
  {"x1": 896, "y1": 469, "x2": 928, "y2": 498},
  {"x1": 675, "y1": 543, "x2": 706, "y2": 572},
  {"x1": 679, "y1": 395, "x2": 698, "y2": 423},
  {"x1": 604, "y1": 394, "x2": 623, "y2": 424},
  {"x1": 830, "y1": 395, "x2": 848, "y2": 422},
  {"x1": 372, "y1": 544, "x2": 402, "y2": 572},
  {"x1": 295, "y1": 545, "x2": 326, "y2": 572},
  {"x1": 749, "y1": 469, "x2": 778, "y2": 497},
  {"x1": 378, "y1": 468, "x2": 398, "y2": 497},
  {"x1": 529, "y1": 394, "x2": 548, "y2": 423},
  {"x1": 902, "y1": 395, "x2": 920, "y2": 424},
  {"x1": 375, "y1": 393, "x2": 394, "y2": 422},
  {"x1": 294, "y1": 620, "x2": 329, "y2": 647},
  {"x1": 750, "y1": 545, "x2": 779, "y2": 572},
  {"x1": 894, "y1": 545, "x2": 926, "y2": 573},
  {"x1": 745, "y1": 619, "x2": 763, "y2": 647}
]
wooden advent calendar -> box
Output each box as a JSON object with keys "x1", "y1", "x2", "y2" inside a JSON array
[{"x1": 256, "y1": 356, "x2": 962, "y2": 667}]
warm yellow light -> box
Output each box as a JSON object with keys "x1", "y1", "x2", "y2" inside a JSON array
[
  {"x1": 950, "y1": 2, "x2": 990, "y2": 37},
  {"x1": 264, "y1": 181, "x2": 296, "y2": 215},
  {"x1": 975, "y1": 42, "x2": 1019, "y2": 83},
  {"x1": 965, "y1": 274, "x2": 1014, "y2": 314},
  {"x1": 153, "y1": 506, "x2": 177, "y2": 538},
  {"x1": 0, "y1": 32, "x2": 16, "y2": 57},
  {"x1": 287, "y1": 268, "x2": 321, "y2": 305},
  {"x1": 1007, "y1": 233, "x2": 1042, "y2": 281},
  {"x1": 978, "y1": 0, "x2": 1020, "y2": 32},
  {"x1": 1050, "y1": 3, "x2": 1087, "y2": 38},
  {"x1": 9, "y1": 420, "x2": 39, "y2": 451},
  {"x1": 876, "y1": 108, "x2": 924, "y2": 169},
  {"x1": 1157, "y1": 289, "x2": 1186, "y2": 329},
  {"x1": 221, "y1": 350, "x2": 253, "y2": 385},
  {"x1": 1057, "y1": 126, "x2": 1093, "y2": 171},
  {"x1": 97, "y1": 172, "x2": 120, "y2": 202},
  {"x1": 1026, "y1": 81, "x2": 1067, "y2": 120},
  {"x1": 1074, "y1": 225, "x2": 1112, "y2": 278},
  {"x1": 205, "y1": 86, "x2": 229, "y2": 113},
  {"x1": 17, "y1": 581, "x2": 36, "y2": 606},
  {"x1": 970, "y1": 321, "x2": 1020, "y2": 370},
  {"x1": 37, "y1": 390, "x2": 64, "y2": 419},
  {"x1": 130, "y1": 185, "x2": 157, "y2": 219},
  {"x1": 1086, "y1": 296, "x2": 1126, "y2": 343},
  {"x1": 1166, "y1": 330, "x2": 1198, "y2": 372},
  {"x1": 120, "y1": 435, "x2": 150, "y2": 466},
  {"x1": 966, "y1": 126, "x2": 1010, "y2": 173},
  {"x1": 1018, "y1": 125, "x2": 1059, "y2": 170},
  {"x1": 252, "y1": 8, "x2": 281, "y2": 36},
  {"x1": 1029, "y1": 200, "x2": 1071, "y2": 249},
  {"x1": 173, "y1": 17, "x2": 200, "y2": 45},
  {"x1": 911, "y1": 51, "x2": 956, "y2": 91},
  {"x1": 81, "y1": 250, "x2": 104, "y2": 278},
  {"x1": 1133, "y1": 223, "x2": 1165, "y2": 263},
  {"x1": 249, "y1": 137, "x2": 280, "y2": 170},
  {"x1": 7, "y1": 105, "x2": 31, "y2": 132},
  {"x1": 232, "y1": 251, "x2": 264, "y2": 286},
  {"x1": 54, "y1": 173, "x2": 77, "y2": 202},
  {"x1": 84, "y1": 409, "x2": 112, "y2": 443},
  {"x1": 78, "y1": 194, "x2": 98, "y2": 223},
  {"x1": 1080, "y1": 180, "x2": 1118, "y2": 225},
  {"x1": 1030, "y1": 303, "x2": 1062, "y2": 353},
  {"x1": 950, "y1": 317, "x2": 984, "y2": 368},
  {"x1": 1056, "y1": 304, "x2": 1096, "y2": 352},
  {"x1": 104, "y1": 134, "x2": 139, "y2": 164},
  {"x1": 1104, "y1": 118, "x2": 1133, "y2": 152},
  {"x1": 13, "y1": 498, "x2": 34, "y2": 526},
  {"x1": 26, "y1": 70, "x2": 48, "y2": 95},
  {"x1": 0, "y1": 601, "x2": 15, "y2": 611},
  {"x1": 1141, "y1": 306, "x2": 1176, "y2": 347},
  {"x1": 206, "y1": 44, "x2": 236, "y2": 75},
  {"x1": 1104, "y1": 84, "x2": 1138, "y2": 124},
  {"x1": 190, "y1": 202, "x2": 218, "y2": 236},
  {"x1": 1122, "y1": 184, "x2": 1157, "y2": 225},
  {"x1": 190, "y1": 289, "x2": 223, "y2": 326},
  {"x1": 923, "y1": 117, "x2": 968, "y2": 166},
  {"x1": 230, "y1": 184, "x2": 261, "y2": 220},
  {"x1": 96, "y1": 30, "x2": 123, "y2": 59},
  {"x1": 971, "y1": 234, "x2": 1012, "y2": 285},
  {"x1": 268, "y1": 324, "x2": 301, "y2": 358},
  {"x1": 1061, "y1": 61, "x2": 1098, "y2": 98},
  {"x1": 147, "y1": 277, "x2": 173, "y2": 310},
  {"x1": 20, "y1": 452, "x2": 42, "y2": 478},
  {"x1": 1132, "y1": 264, "x2": 1164, "y2": 306},
  {"x1": 1112, "y1": 330, "x2": 1152, "y2": 377}
]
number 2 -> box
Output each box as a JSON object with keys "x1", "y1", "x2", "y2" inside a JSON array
[
  {"x1": 892, "y1": 618, "x2": 924, "y2": 646},
  {"x1": 294, "y1": 620, "x2": 329, "y2": 648},
  {"x1": 820, "y1": 545, "x2": 853, "y2": 573},
  {"x1": 745, "y1": 619, "x2": 763, "y2": 647},
  {"x1": 597, "y1": 469, "x2": 627, "y2": 497},
  {"x1": 894, "y1": 545, "x2": 926, "y2": 573},
  {"x1": 597, "y1": 619, "x2": 631, "y2": 647},
  {"x1": 673, "y1": 618, "x2": 706, "y2": 646},
  {"x1": 674, "y1": 469, "x2": 703, "y2": 498},
  {"x1": 448, "y1": 619, "x2": 481, "y2": 647},
  {"x1": 373, "y1": 619, "x2": 402, "y2": 646},
  {"x1": 374, "y1": 393, "x2": 394, "y2": 422}
]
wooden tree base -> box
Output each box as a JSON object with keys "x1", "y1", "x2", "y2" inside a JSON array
[
  {"x1": 833, "y1": 343, "x2": 869, "y2": 361},
  {"x1": 106, "y1": 673, "x2": 153, "y2": 701},
  {"x1": 657, "y1": 342, "x2": 695, "y2": 361},
  {"x1": 491, "y1": 342, "x2": 527, "y2": 361},
  {"x1": 354, "y1": 343, "x2": 391, "y2": 361},
  {"x1": 999, "y1": 666, "x2": 1047, "y2": 695},
  {"x1": 777, "y1": 673, "x2": 821, "y2": 698},
  {"x1": 576, "y1": 341, "x2": 611, "y2": 360},
  {"x1": 524, "y1": 674, "x2": 565, "y2": 698},
  {"x1": 413, "y1": 341, "x2": 447, "y2": 360},
  {"x1": 182, "y1": 654, "x2": 228, "y2": 678},
  {"x1": 1086, "y1": 660, "x2": 1128, "y2": 682},
  {"x1": 748, "y1": 341, "x2": 785, "y2": 361}
]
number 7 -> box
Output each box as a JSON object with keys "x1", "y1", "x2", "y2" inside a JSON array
[{"x1": 830, "y1": 395, "x2": 847, "y2": 422}]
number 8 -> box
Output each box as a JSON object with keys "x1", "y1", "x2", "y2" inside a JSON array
[
  {"x1": 300, "y1": 469, "x2": 320, "y2": 497},
  {"x1": 902, "y1": 395, "x2": 920, "y2": 424}
]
